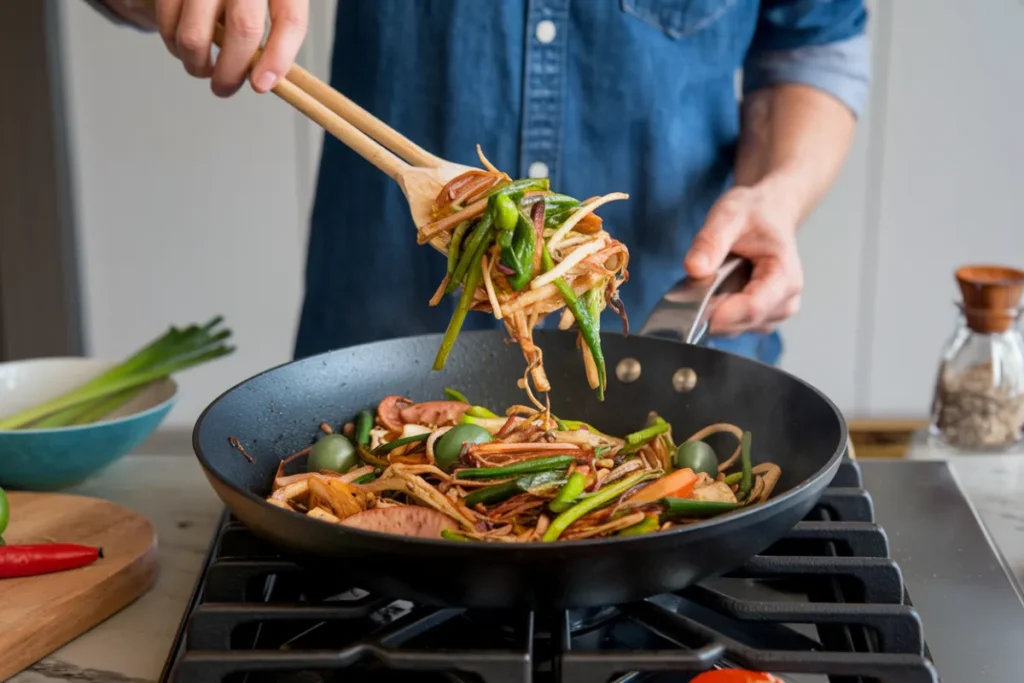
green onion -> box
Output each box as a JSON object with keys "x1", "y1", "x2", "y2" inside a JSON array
[
  {"x1": 373, "y1": 432, "x2": 430, "y2": 455},
  {"x1": 441, "y1": 529, "x2": 473, "y2": 542},
  {"x1": 444, "y1": 388, "x2": 469, "y2": 403},
  {"x1": 455, "y1": 455, "x2": 576, "y2": 480},
  {"x1": 0, "y1": 317, "x2": 233, "y2": 430},
  {"x1": 467, "y1": 405, "x2": 499, "y2": 419},
  {"x1": 543, "y1": 470, "x2": 657, "y2": 542},
  {"x1": 737, "y1": 431, "x2": 753, "y2": 501},
  {"x1": 624, "y1": 418, "x2": 670, "y2": 446},
  {"x1": 354, "y1": 410, "x2": 374, "y2": 447}
]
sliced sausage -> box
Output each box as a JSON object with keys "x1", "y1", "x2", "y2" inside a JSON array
[
  {"x1": 340, "y1": 506, "x2": 456, "y2": 538},
  {"x1": 377, "y1": 395, "x2": 414, "y2": 432},
  {"x1": 398, "y1": 401, "x2": 469, "y2": 427}
]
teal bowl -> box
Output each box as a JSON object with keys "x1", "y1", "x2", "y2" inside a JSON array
[{"x1": 0, "y1": 358, "x2": 177, "y2": 490}]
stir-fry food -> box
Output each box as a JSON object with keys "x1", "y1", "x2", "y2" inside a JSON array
[
  {"x1": 264, "y1": 390, "x2": 782, "y2": 542},
  {"x1": 420, "y1": 147, "x2": 630, "y2": 401}
]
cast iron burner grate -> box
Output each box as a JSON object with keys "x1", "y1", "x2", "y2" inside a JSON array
[{"x1": 160, "y1": 460, "x2": 939, "y2": 683}]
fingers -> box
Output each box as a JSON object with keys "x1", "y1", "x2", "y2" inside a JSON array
[
  {"x1": 212, "y1": 0, "x2": 268, "y2": 97},
  {"x1": 174, "y1": 0, "x2": 220, "y2": 78},
  {"x1": 708, "y1": 258, "x2": 802, "y2": 336},
  {"x1": 251, "y1": 0, "x2": 309, "y2": 93},
  {"x1": 684, "y1": 191, "x2": 748, "y2": 278},
  {"x1": 156, "y1": 0, "x2": 185, "y2": 57}
]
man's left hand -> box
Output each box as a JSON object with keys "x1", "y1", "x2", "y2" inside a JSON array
[{"x1": 683, "y1": 183, "x2": 804, "y2": 336}]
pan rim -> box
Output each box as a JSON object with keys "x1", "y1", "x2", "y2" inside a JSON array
[{"x1": 192, "y1": 329, "x2": 848, "y2": 551}]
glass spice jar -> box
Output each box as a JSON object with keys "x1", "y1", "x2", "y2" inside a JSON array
[{"x1": 929, "y1": 265, "x2": 1024, "y2": 452}]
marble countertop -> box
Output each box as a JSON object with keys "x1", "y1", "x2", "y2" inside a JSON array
[{"x1": 10, "y1": 446, "x2": 1024, "y2": 683}]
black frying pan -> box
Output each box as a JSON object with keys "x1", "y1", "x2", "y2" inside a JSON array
[{"x1": 193, "y1": 312, "x2": 846, "y2": 609}]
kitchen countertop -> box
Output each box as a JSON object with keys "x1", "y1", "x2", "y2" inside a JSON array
[{"x1": 10, "y1": 448, "x2": 1024, "y2": 683}]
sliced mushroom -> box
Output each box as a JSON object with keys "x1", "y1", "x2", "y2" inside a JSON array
[
  {"x1": 341, "y1": 506, "x2": 456, "y2": 538},
  {"x1": 692, "y1": 481, "x2": 738, "y2": 504},
  {"x1": 363, "y1": 465, "x2": 474, "y2": 529}
]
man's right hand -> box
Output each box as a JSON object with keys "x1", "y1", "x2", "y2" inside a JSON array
[{"x1": 103, "y1": 0, "x2": 309, "y2": 98}]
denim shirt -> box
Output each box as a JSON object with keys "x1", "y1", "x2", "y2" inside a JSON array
[{"x1": 295, "y1": 0, "x2": 870, "y2": 364}]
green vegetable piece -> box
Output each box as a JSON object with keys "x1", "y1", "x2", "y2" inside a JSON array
[
  {"x1": 354, "y1": 410, "x2": 374, "y2": 447},
  {"x1": 617, "y1": 516, "x2": 660, "y2": 537},
  {"x1": 441, "y1": 529, "x2": 473, "y2": 542},
  {"x1": 493, "y1": 193, "x2": 519, "y2": 233},
  {"x1": 464, "y1": 469, "x2": 568, "y2": 508},
  {"x1": 446, "y1": 213, "x2": 494, "y2": 294},
  {"x1": 737, "y1": 431, "x2": 754, "y2": 500},
  {"x1": 660, "y1": 497, "x2": 740, "y2": 518},
  {"x1": 500, "y1": 210, "x2": 537, "y2": 291},
  {"x1": 673, "y1": 441, "x2": 719, "y2": 478},
  {"x1": 357, "y1": 444, "x2": 390, "y2": 469},
  {"x1": 456, "y1": 455, "x2": 577, "y2": 480},
  {"x1": 308, "y1": 434, "x2": 358, "y2": 474},
  {"x1": 543, "y1": 470, "x2": 655, "y2": 542},
  {"x1": 434, "y1": 423, "x2": 492, "y2": 472},
  {"x1": 548, "y1": 471, "x2": 586, "y2": 513},
  {"x1": 723, "y1": 472, "x2": 743, "y2": 486},
  {"x1": 625, "y1": 418, "x2": 670, "y2": 447},
  {"x1": 435, "y1": 220, "x2": 494, "y2": 368},
  {"x1": 353, "y1": 469, "x2": 381, "y2": 485},
  {"x1": 447, "y1": 221, "x2": 471, "y2": 276},
  {"x1": 467, "y1": 405, "x2": 499, "y2": 419},
  {"x1": 444, "y1": 388, "x2": 469, "y2": 403},
  {"x1": 541, "y1": 245, "x2": 606, "y2": 400},
  {"x1": 374, "y1": 432, "x2": 430, "y2": 455},
  {"x1": 0, "y1": 487, "x2": 8, "y2": 536}
]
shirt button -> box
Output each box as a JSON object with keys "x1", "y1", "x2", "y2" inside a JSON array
[
  {"x1": 528, "y1": 161, "x2": 549, "y2": 179},
  {"x1": 535, "y1": 20, "x2": 557, "y2": 44}
]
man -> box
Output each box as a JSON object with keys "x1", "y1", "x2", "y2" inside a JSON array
[{"x1": 96, "y1": 0, "x2": 869, "y2": 365}]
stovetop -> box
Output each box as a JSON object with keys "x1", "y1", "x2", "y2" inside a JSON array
[{"x1": 160, "y1": 459, "x2": 1024, "y2": 683}]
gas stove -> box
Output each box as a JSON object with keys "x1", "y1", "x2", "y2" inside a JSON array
[{"x1": 159, "y1": 459, "x2": 1024, "y2": 683}]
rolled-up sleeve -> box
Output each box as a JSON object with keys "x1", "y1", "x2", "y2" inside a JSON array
[{"x1": 742, "y1": 1, "x2": 871, "y2": 118}]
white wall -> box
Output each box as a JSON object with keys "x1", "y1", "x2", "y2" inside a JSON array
[{"x1": 56, "y1": 1, "x2": 1023, "y2": 430}]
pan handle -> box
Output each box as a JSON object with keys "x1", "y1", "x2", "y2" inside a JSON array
[{"x1": 637, "y1": 256, "x2": 752, "y2": 345}]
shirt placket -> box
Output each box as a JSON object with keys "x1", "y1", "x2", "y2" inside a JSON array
[{"x1": 519, "y1": 0, "x2": 568, "y2": 189}]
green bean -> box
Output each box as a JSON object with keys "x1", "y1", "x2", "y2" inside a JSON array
[
  {"x1": 548, "y1": 471, "x2": 586, "y2": 513},
  {"x1": 447, "y1": 221, "x2": 471, "y2": 276},
  {"x1": 354, "y1": 410, "x2": 374, "y2": 447},
  {"x1": 542, "y1": 470, "x2": 656, "y2": 542},
  {"x1": 661, "y1": 497, "x2": 740, "y2": 518},
  {"x1": 625, "y1": 418, "x2": 669, "y2": 446},
  {"x1": 724, "y1": 472, "x2": 743, "y2": 486},
  {"x1": 434, "y1": 227, "x2": 493, "y2": 369},
  {"x1": 441, "y1": 529, "x2": 473, "y2": 542},
  {"x1": 493, "y1": 193, "x2": 519, "y2": 234},
  {"x1": 373, "y1": 432, "x2": 429, "y2": 455},
  {"x1": 738, "y1": 431, "x2": 753, "y2": 500},
  {"x1": 446, "y1": 213, "x2": 494, "y2": 294},
  {"x1": 455, "y1": 455, "x2": 577, "y2": 480}
]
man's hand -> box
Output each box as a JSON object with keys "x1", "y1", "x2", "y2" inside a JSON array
[
  {"x1": 683, "y1": 181, "x2": 803, "y2": 336},
  {"x1": 104, "y1": 0, "x2": 309, "y2": 98}
]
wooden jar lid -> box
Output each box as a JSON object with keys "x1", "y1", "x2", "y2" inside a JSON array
[{"x1": 955, "y1": 265, "x2": 1024, "y2": 333}]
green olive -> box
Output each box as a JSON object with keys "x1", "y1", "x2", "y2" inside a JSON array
[
  {"x1": 308, "y1": 434, "x2": 358, "y2": 474},
  {"x1": 434, "y1": 424, "x2": 492, "y2": 472},
  {"x1": 0, "y1": 487, "x2": 8, "y2": 536},
  {"x1": 673, "y1": 441, "x2": 719, "y2": 478}
]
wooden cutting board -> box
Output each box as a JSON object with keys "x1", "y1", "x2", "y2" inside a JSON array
[{"x1": 0, "y1": 491, "x2": 158, "y2": 680}]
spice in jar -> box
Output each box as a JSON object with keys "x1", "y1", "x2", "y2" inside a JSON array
[{"x1": 932, "y1": 361, "x2": 1024, "y2": 449}]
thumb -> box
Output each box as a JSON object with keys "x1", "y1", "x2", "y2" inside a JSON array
[{"x1": 684, "y1": 198, "x2": 746, "y2": 278}]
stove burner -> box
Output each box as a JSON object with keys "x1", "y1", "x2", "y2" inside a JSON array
[{"x1": 161, "y1": 461, "x2": 939, "y2": 683}]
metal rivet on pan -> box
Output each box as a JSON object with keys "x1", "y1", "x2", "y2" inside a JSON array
[
  {"x1": 615, "y1": 358, "x2": 641, "y2": 383},
  {"x1": 672, "y1": 367, "x2": 697, "y2": 393}
]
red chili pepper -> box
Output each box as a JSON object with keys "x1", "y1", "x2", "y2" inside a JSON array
[
  {"x1": 0, "y1": 543, "x2": 103, "y2": 579},
  {"x1": 691, "y1": 671, "x2": 783, "y2": 683}
]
